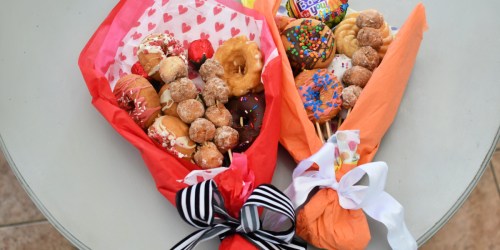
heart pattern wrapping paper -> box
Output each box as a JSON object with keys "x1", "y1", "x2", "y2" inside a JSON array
[{"x1": 105, "y1": 0, "x2": 276, "y2": 90}]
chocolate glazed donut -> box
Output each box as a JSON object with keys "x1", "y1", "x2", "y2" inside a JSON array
[
  {"x1": 226, "y1": 92, "x2": 265, "y2": 152},
  {"x1": 281, "y1": 18, "x2": 336, "y2": 74}
]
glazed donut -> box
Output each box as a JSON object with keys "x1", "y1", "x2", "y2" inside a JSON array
[
  {"x1": 113, "y1": 74, "x2": 161, "y2": 129},
  {"x1": 226, "y1": 92, "x2": 265, "y2": 152},
  {"x1": 281, "y1": 18, "x2": 336, "y2": 72},
  {"x1": 334, "y1": 11, "x2": 393, "y2": 58},
  {"x1": 158, "y1": 83, "x2": 179, "y2": 117},
  {"x1": 148, "y1": 115, "x2": 196, "y2": 159},
  {"x1": 138, "y1": 33, "x2": 186, "y2": 82},
  {"x1": 214, "y1": 36, "x2": 263, "y2": 97},
  {"x1": 295, "y1": 69, "x2": 343, "y2": 123}
]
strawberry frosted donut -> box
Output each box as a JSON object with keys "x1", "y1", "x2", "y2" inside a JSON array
[
  {"x1": 295, "y1": 69, "x2": 343, "y2": 123},
  {"x1": 113, "y1": 74, "x2": 161, "y2": 129},
  {"x1": 138, "y1": 33, "x2": 186, "y2": 82}
]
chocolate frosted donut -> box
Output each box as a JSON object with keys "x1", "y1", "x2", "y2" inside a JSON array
[
  {"x1": 281, "y1": 18, "x2": 336, "y2": 73},
  {"x1": 226, "y1": 92, "x2": 265, "y2": 152}
]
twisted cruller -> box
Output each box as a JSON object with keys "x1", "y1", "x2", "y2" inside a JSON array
[{"x1": 334, "y1": 11, "x2": 393, "y2": 59}]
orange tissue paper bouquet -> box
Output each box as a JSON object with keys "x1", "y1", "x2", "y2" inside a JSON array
[{"x1": 269, "y1": 1, "x2": 429, "y2": 250}]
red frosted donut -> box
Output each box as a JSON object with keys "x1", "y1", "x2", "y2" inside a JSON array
[{"x1": 113, "y1": 74, "x2": 161, "y2": 129}]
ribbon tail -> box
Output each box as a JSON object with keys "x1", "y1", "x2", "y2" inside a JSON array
[
  {"x1": 171, "y1": 225, "x2": 231, "y2": 250},
  {"x1": 362, "y1": 192, "x2": 417, "y2": 250}
]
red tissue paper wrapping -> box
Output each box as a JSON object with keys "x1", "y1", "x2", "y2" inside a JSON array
[{"x1": 78, "y1": 0, "x2": 282, "y2": 249}]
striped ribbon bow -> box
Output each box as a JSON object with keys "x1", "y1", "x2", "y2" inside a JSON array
[{"x1": 172, "y1": 180, "x2": 305, "y2": 250}]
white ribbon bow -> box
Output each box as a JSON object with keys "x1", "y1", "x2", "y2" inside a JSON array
[{"x1": 284, "y1": 131, "x2": 417, "y2": 250}]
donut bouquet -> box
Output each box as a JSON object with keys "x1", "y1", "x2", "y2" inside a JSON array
[
  {"x1": 268, "y1": 0, "x2": 428, "y2": 249},
  {"x1": 79, "y1": 0, "x2": 302, "y2": 249}
]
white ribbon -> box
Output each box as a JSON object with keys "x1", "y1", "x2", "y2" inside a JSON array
[
  {"x1": 177, "y1": 167, "x2": 228, "y2": 186},
  {"x1": 284, "y1": 131, "x2": 417, "y2": 250}
]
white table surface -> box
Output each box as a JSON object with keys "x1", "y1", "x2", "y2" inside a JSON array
[{"x1": 1, "y1": 0, "x2": 499, "y2": 249}]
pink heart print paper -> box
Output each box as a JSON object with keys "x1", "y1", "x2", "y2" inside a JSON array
[{"x1": 106, "y1": 0, "x2": 277, "y2": 90}]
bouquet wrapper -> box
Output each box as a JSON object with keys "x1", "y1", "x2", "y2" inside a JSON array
[
  {"x1": 274, "y1": 3, "x2": 428, "y2": 250},
  {"x1": 79, "y1": 0, "x2": 282, "y2": 248}
]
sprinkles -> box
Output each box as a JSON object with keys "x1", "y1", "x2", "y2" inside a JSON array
[
  {"x1": 283, "y1": 19, "x2": 335, "y2": 71},
  {"x1": 296, "y1": 69, "x2": 343, "y2": 122}
]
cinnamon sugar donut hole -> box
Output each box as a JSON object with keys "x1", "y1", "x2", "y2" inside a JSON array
[
  {"x1": 199, "y1": 59, "x2": 224, "y2": 82},
  {"x1": 159, "y1": 56, "x2": 188, "y2": 84},
  {"x1": 194, "y1": 142, "x2": 224, "y2": 169},
  {"x1": 356, "y1": 10, "x2": 384, "y2": 29},
  {"x1": 214, "y1": 126, "x2": 239, "y2": 153},
  {"x1": 202, "y1": 77, "x2": 230, "y2": 107},
  {"x1": 342, "y1": 85, "x2": 363, "y2": 109},
  {"x1": 170, "y1": 78, "x2": 198, "y2": 103},
  {"x1": 342, "y1": 66, "x2": 372, "y2": 88},
  {"x1": 205, "y1": 103, "x2": 232, "y2": 127},
  {"x1": 177, "y1": 99, "x2": 205, "y2": 124},
  {"x1": 352, "y1": 47, "x2": 380, "y2": 71},
  {"x1": 189, "y1": 118, "x2": 216, "y2": 143},
  {"x1": 357, "y1": 28, "x2": 383, "y2": 49}
]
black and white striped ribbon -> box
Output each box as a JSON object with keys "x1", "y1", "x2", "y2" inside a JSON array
[{"x1": 172, "y1": 180, "x2": 305, "y2": 250}]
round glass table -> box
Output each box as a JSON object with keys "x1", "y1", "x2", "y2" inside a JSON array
[{"x1": 1, "y1": 0, "x2": 499, "y2": 249}]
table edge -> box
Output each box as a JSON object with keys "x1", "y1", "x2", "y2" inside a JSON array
[{"x1": 1, "y1": 125, "x2": 499, "y2": 249}]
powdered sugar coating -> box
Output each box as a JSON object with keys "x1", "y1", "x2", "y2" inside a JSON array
[
  {"x1": 205, "y1": 103, "x2": 232, "y2": 127},
  {"x1": 193, "y1": 142, "x2": 224, "y2": 169},
  {"x1": 352, "y1": 46, "x2": 380, "y2": 71},
  {"x1": 202, "y1": 77, "x2": 230, "y2": 107},
  {"x1": 214, "y1": 126, "x2": 239, "y2": 153},
  {"x1": 170, "y1": 78, "x2": 198, "y2": 103},
  {"x1": 159, "y1": 56, "x2": 188, "y2": 84},
  {"x1": 177, "y1": 99, "x2": 205, "y2": 124},
  {"x1": 189, "y1": 118, "x2": 216, "y2": 143},
  {"x1": 342, "y1": 85, "x2": 363, "y2": 109},
  {"x1": 199, "y1": 59, "x2": 224, "y2": 82}
]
